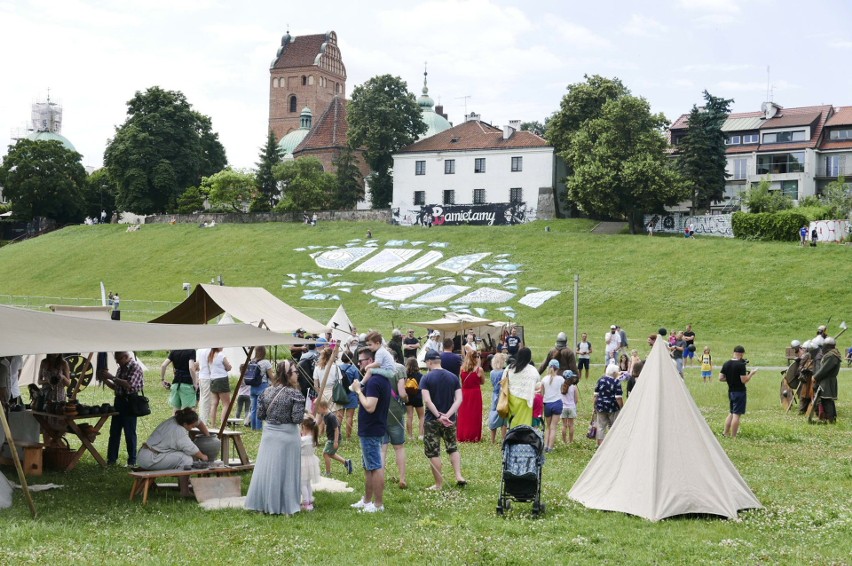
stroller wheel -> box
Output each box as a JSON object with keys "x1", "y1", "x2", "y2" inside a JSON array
[
  {"x1": 496, "y1": 505, "x2": 504, "y2": 516},
  {"x1": 504, "y1": 499, "x2": 511, "y2": 510}
]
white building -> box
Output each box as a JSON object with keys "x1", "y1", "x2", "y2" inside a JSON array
[{"x1": 391, "y1": 115, "x2": 557, "y2": 225}]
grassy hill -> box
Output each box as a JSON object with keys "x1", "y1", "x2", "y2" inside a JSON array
[{"x1": 0, "y1": 219, "x2": 849, "y2": 364}]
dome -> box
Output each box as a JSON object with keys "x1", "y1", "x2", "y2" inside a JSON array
[
  {"x1": 416, "y1": 70, "x2": 450, "y2": 140},
  {"x1": 277, "y1": 107, "x2": 312, "y2": 158},
  {"x1": 26, "y1": 131, "x2": 76, "y2": 152}
]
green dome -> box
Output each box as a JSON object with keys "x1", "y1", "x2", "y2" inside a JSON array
[
  {"x1": 416, "y1": 72, "x2": 450, "y2": 140},
  {"x1": 277, "y1": 107, "x2": 312, "y2": 158},
  {"x1": 26, "y1": 131, "x2": 76, "y2": 152}
]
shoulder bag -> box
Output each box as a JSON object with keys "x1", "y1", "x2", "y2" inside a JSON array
[
  {"x1": 126, "y1": 388, "x2": 151, "y2": 417},
  {"x1": 496, "y1": 371, "x2": 511, "y2": 419}
]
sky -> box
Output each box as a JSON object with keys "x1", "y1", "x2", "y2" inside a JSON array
[{"x1": 2, "y1": 0, "x2": 852, "y2": 171}]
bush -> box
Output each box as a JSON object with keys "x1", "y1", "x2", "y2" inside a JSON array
[
  {"x1": 795, "y1": 205, "x2": 832, "y2": 221},
  {"x1": 732, "y1": 210, "x2": 809, "y2": 241}
]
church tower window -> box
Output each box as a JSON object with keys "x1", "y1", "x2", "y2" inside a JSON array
[{"x1": 289, "y1": 95, "x2": 297, "y2": 113}]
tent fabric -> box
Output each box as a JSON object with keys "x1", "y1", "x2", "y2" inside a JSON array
[
  {"x1": 567, "y1": 335, "x2": 762, "y2": 521},
  {"x1": 0, "y1": 305, "x2": 305, "y2": 358},
  {"x1": 149, "y1": 284, "x2": 326, "y2": 334},
  {"x1": 327, "y1": 305, "x2": 357, "y2": 345}
]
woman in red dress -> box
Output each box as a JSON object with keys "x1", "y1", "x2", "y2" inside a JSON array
[{"x1": 457, "y1": 351, "x2": 484, "y2": 442}]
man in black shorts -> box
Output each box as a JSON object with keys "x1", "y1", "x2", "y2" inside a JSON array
[
  {"x1": 576, "y1": 332, "x2": 592, "y2": 380},
  {"x1": 720, "y1": 345, "x2": 757, "y2": 438}
]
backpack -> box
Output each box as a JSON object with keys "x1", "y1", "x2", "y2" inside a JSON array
[
  {"x1": 297, "y1": 357, "x2": 317, "y2": 399},
  {"x1": 243, "y1": 361, "x2": 263, "y2": 387},
  {"x1": 405, "y1": 375, "x2": 420, "y2": 397}
]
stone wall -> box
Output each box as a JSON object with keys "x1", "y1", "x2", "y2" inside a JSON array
[{"x1": 145, "y1": 209, "x2": 391, "y2": 225}]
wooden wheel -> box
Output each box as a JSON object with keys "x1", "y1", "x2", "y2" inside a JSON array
[{"x1": 64, "y1": 354, "x2": 94, "y2": 398}]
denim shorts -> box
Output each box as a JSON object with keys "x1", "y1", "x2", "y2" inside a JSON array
[
  {"x1": 729, "y1": 391, "x2": 747, "y2": 415},
  {"x1": 359, "y1": 436, "x2": 383, "y2": 471},
  {"x1": 383, "y1": 420, "x2": 406, "y2": 446},
  {"x1": 543, "y1": 400, "x2": 563, "y2": 418},
  {"x1": 561, "y1": 406, "x2": 577, "y2": 419}
]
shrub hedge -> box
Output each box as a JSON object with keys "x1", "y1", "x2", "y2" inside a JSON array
[{"x1": 732, "y1": 210, "x2": 809, "y2": 241}]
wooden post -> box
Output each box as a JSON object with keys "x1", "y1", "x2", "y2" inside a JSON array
[
  {"x1": 0, "y1": 409, "x2": 37, "y2": 517},
  {"x1": 217, "y1": 319, "x2": 267, "y2": 437}
]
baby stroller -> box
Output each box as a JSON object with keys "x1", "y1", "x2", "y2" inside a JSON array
[{"x1": 496, "y1": 425, "x2": 545, "y2": 517}]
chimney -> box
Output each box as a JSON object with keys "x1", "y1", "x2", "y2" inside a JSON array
[
  {"x1": 502, "y1": 125, "x2": 514, "y2": 140},
  {"x1": 509, "y1": 119, "x2": 521, "y2": 130},
  {"x1": 435, "y1": 104, "x2": 448, "y2": 120},
  {"x1": 465, "y1": 111, "x2": 480, "y2": 122}
]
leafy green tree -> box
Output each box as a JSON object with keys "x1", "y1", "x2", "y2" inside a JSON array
[
  {"x1": 104, "y1": 86, "x2": 227, "y2": 214},
  {"x1": 333, "y1": 147, "x2": 364, "y2": 209},
  {"x1": 741, "y1": 178, "x2": 793, "y2": 213},
  {"x1": 273, "y1": 157, "x2": 336, "y2": 212},
  {"x1": 520, "y1": 119, "x2": 550, "y2": 137},
  {"x1": 202, "y1": 168, "x2": 256, "y2": 212},
  {"x1": 347, "y1": 74, "x2": 426, "y2": 209},
  {"x1": 175, "y1": 185, "x2": 208, "y2": 214},
  {"x1": 821, "y1": 176, "x2": 852, "y2": 218},
  {"x1": 547, "y1": 75, "x2": 630, "y2": 161},
  {"x1": 81, "y1": 168, "x2": 117, "y2": 219},
  {"x1": 0, "y1": 139, "x2": 86, "y2": 223},
  {"x1": 676, "y1": 91, "x2": 734, "y2": 213},
  {"x1": 566, "y1": 95, "x2": 689, "y2": 232},
  {"x1": 252, "y1": 130, "x2": 282, "y2": 212}
]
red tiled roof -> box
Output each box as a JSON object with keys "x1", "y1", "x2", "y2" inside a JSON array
[
  {"x1": 272, "y1": 34, "x2": 327, "y2": 70},
  {"x1": 294, "y1": 96, "x2": 348, "y2": 152},
  {"x1": 724, "y1": 145, "x2": 757, "y2": 154},
  {"x1": 397, "y1": 120, "x2": 550, "y2": 153},
  {"x1": 825, "y1": 106, "x2": 852, "y2": 127},
  {"x1": 758, "y1": 109, "x2": 822, "y2": 129},
  {"x1": 820, "y1": 140, "x2": 852, "y2": 151}
]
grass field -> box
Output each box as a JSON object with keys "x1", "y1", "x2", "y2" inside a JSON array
[{"x1": 0, "y1": 220, "x2": 850, "y2": 565}]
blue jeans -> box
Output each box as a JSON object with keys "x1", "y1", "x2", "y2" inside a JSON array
[
  {"x1": 249, "y1": 381, "x2": 269, "y2": 430},
  {"x1": 108, "y1": 395, "x2": 138, "y2": 465}
]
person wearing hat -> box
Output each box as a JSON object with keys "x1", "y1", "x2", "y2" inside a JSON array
[
  {"x1": 419, "y1": 349, "x2": 465, "y2": 490},
  {"x1": 537, "y1": 332, "x2": 579, "y2": 376},
  {"x1": 798, "y1": 341, "x2": 817, "y2": 414},
  {"x1": 424, "y1": 330, "x2": 442, "y2": 355},
  {"x1": 812, "y1": 337, "x2": 841, "y2": 423},
  {"x1": 719, "y1": 345, "x2": 757, "y2": 437},
  {"x1": 593, "y1": 364, "x2": 623, "y2": 446},
  {"x1": 403, "y1": 329, "x2": 421, "y2": 359}
]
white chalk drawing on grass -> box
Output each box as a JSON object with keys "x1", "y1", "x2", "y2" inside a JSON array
[
  {"x1": 314, "y1": 247, "x2": 376, "y2": 270},
  {"x1": 518, "y1": 290, "x2": 560, "y2": 308},
  {"x1": 353, "y1": 248, "x2": 421, "y2": 273},
  {"x1": 385, "y1": 240, "x2": 408, "y2": 247},
  {"x1": 396, "y1": 250, "x2": 443, "y2": 272},
  {"x1": 477, "y1": 277, "x2": 504, "y2": 284},
  {"x1": 452, "y1": 288, "x2": 516, "y2": 304},
  {"x1": 429, "y1": 242, "x2": 450, "y2": 248},
  {"x1": 371, "y1": 284, "x2": 435, "y2": 301},
  {"x1": 435, "y1": 253, "x2": 491, "y2": 273},
  {"x1": 415, "y1": 285, "x2": 470, "y2": 303}
]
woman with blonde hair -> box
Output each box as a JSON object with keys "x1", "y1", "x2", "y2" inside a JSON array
[
  {"x1": 456, "y1": 350, "x2": 485, "y2": 442},
  {"x1": 312, "y1": 346, "x2": 342, "y2": 417},
  {"x1": 487, "y1": 352, "x2": 509, "y2": 443},
  {"x1": 207, "y1": 348, "x2": 232, "y2": 427}
]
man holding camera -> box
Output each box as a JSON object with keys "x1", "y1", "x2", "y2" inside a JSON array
[{"x1": 720, "y1": 345, "x2": 757, "y2": 438}]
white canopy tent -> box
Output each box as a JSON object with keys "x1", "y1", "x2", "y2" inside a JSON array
[
  {"x1": 327, "y1": 305, "x2": 357, "y2": 345},
  {"x1": 568, "y1": 335, "x2": 762, "y2": 521}
]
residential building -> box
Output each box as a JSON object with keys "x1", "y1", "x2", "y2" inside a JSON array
[
  {"x1": 670, "y1": 102, "x2": 852, "y2": 209},
  {"x1": 392, "y1": 116, "x2": 558, "y2": 225}
]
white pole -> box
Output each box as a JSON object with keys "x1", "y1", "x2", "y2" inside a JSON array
[{"x1": 573, "y1": 274, "x2": 579, "y2": 350}]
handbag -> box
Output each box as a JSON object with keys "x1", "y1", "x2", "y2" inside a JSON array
[
  {"x1": 496, "y1": 374, "x2": 510, "y2": 419},
  {"x1": 586, "y1": 412, "x2": 597, "y2": 440},
  {"x1": 126, "y1": 389, "x2": 151, "y2": 417},
  {"x1": 332, "y1": 380, "x2": 350, "y2": 405}
]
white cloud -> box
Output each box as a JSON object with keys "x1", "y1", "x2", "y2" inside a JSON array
[
  {"x1": 621, "y1": 14, "x2": 668, "y2": 38},
  {"x1": 679, "y1": 63, "x2": 754, "y2": 72},
  {"x1": 677, "y1": 0, "x2": 741, "y2": 14},
  {"x1": 829, "y1": 39, "x2": 852, "y2": 49},
  {"x1": 547, "y1": 17, "x2": 612, "y2": 51},
  {"x1": 716, "y1": 79, "x2": 799, "y2": 93}
]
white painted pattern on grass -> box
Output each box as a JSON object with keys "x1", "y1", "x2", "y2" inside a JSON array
[
  {"x1": 314, "y1": 247, "x2": 375, "y2": 270},
  {"x1": 396, "y1": 250, "x2": 443, "y2": 272},
  {"x1": 371, "y1": 284, "x2": 435, "y2": 301},
  {"x1": 352, "y1": 248, "x2": 420, "y2": 273},
  {"x1": 414, "y1": 284, "x2": 470, "y2": 303},
  {"x1": 518, "y1": 290, "x2": 560, "y2": 308},
  {"x1": 452, "y1": 287, "x2": 516, "y2": 304},
  {"x1": 435, "y1": 252, "x2": 491, "y2": 273}
]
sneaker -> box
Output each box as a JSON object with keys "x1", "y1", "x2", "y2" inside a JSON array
[
  {"x1": 345, "y1": 459, "x2": 353, "y2": 474},
  {"x1": 304, "y1": 503, "x2": 314, "y2": 511},
  {"x1": 360, "y1": 502, "x2": 384, "y2": 513},
  {"x1": 350, "y1": 498, "x2": 366, "y2": 509}
]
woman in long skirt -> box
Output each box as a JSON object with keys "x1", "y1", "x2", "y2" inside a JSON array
[{"x1": 245, "y1": 360, "x2": 305, "y2": 515}]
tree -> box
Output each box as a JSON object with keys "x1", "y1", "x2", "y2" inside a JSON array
[
  {"x1": 104, "y1": 86, "x2": 227, "y2": 214},
  {"x1": 520, "y1": 119, "x2": 549, "y2": 137},
  {"x1": 175, "y1": 185, "x2": 208, "y2": 214},
  {"x1": 347, "y1": 75, "x2": 426, "y2": 208},
  {"x1": 333, "y1": 147, "x2": 364, "y2": 209},
  {"x1": 547, "y1": 75, "x2": 630, "y2": 161},
  {"x1": 676, "y1": 91, "x2": 734, "y2": 213},
  {"x1": 0, "y1": 139, "x2": 86, "y2": 224},
  {"x1": 81, "y1": 168, "x2": 117, "y2": 219},
  {"x1": 202, "y1": 168, "x2": 256, "y2": 212},
  {"x1": 821, "y1": 176, "x2": 852, "y2": 218},
  {"x1": 741, "y1": 178, "x2": 793, "y2": 213},
  {"x1": 253, "y1": 130, "x2": 282, "y2": 211},
  {"x1": 273, "y1": 157, "x2": 336, "y2": 212},
  {"x1": 566, "y1": 95, "x2": 689, "y2": 232}
]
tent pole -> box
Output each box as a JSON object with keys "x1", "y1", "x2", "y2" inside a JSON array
[
  {"x1": 0, "y1": 409, "x2": 37, "y2": 517},
  {"x1": 573, "y1": 274, "x2": 579, "y2": 351},
  {"x1": 217, "y1": 319, "x2": 265, "y2": 437}
]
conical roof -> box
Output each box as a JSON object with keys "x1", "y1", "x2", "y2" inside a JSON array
[{"x1": 568, "y1": 335, "x2": 762, "y2": 521}]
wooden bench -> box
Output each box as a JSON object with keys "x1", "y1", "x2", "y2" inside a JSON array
[
  {"x1": 0, "y1": 441, "x2": 44, "y2": 477},
  {"x1": 129, "y1": 464, "x2": 254, "y2": 505}
]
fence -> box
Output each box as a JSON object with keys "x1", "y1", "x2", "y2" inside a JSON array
[{"x1": 145, "y1": 209, "x2": 391, "y2": 225}]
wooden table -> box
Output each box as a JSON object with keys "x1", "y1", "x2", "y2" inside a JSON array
[{"x1": 28, "y1": 410, "x2": 117, "y2": 472}]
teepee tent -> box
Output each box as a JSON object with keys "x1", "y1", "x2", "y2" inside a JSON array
[
  {"x1": 568, "y1": 335, "x2": 762, "y2": 521},
  {"x1": 327, "y1": 305, "x2": 357, "y2": 345}
]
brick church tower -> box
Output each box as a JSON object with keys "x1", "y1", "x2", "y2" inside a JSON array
[{"x1": 268, "y1": 30, "x2": 347, "y2": 142}]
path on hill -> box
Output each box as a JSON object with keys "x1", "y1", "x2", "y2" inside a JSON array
[{"x1": 590, "y1": 221, "x2": 627, "y2": 234}]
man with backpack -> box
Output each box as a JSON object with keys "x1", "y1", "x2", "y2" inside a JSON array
[{"x1": 537, "y1": 332, "x2": 579, "y2": 376}]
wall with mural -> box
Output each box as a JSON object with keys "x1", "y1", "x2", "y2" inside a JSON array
[
  {"x1": 810, "y1": 219, "x2": 850, "y2": 242},
  {"x1": 393, "y1": 203, "x2": 537, "y2": 227},
  {"x1": 644, "y1": 213, "x2": 733, "y2": 238}
]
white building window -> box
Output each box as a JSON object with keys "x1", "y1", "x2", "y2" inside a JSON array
[
  {"x1": 415, "y1": 161, "x2": 425, "y2": 175},
  {"x1": 762, "y1": 130, "x2": 806, "y2": 144},
  {"x1": 725, "y1": 135, "x2": 741, "y2": 145},
  {"x1": 511, "y1": 156, "x2": 523, "y2": 172},
  {"x1": 825, "y1": 155, "x2": 844, "y2": 177},
  {"x1": 444, "y1": 159, "x2": 455, "y2": 174},
  {"x1": 509, "y1": 187, "x2": 523, "y2": 203},
  {"x1": 473, "y1": 189, "x2": 486, "y2": 204},
  {"x1": 474, "y1": 158, "x2": 486, "y2": 173},
  {"x1": 732, "y1": 158, "x2": 748, "y2": 180},
  {"x1": 414, "y1": 191, "x2": 425, "y2": 205},
  {"x1": 743, "y1": 133, "x2": 759, "y2": 144},
  {"x1": 443, "y1": 190, "x2": 455, "y2": 205},
  {"x1": 829, "y1": 129, "x2": 852, "y2": 140}
]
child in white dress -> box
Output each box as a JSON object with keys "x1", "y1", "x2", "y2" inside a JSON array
[{"x1": 300, "y1": 416, "x2": 321, "y2": 511}]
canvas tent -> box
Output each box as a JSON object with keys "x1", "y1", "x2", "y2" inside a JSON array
[
  {"x1": 0, "y1": 305, "x2": 305, "y2": 358},
  {"x1": 327, "y1": 305, "x2": 357, "y2": 345},
  {"x1": 567, "y1": 335, "x2": 762, "y2": 521},
  {"x1": 407, "y1": 312, "x2": 512, "y2": 350},
  {"x1": 150, "y1": 284, "x2": 326, "y2": 334}
]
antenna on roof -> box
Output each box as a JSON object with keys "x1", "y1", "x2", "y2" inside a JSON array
[{"x1": 455, "y1": 95, "x2": 471, "y2": 116}]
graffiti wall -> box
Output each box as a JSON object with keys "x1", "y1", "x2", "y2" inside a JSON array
[
  {"x1": 393, "y1": 203, "x2": 536, "y2": 227},
  {"x1": 810, "y1": 219, "x2": 850, "y2": 242},
  {"x1": 644, "y1": 213, "x2": 733, "y2": 238}
]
